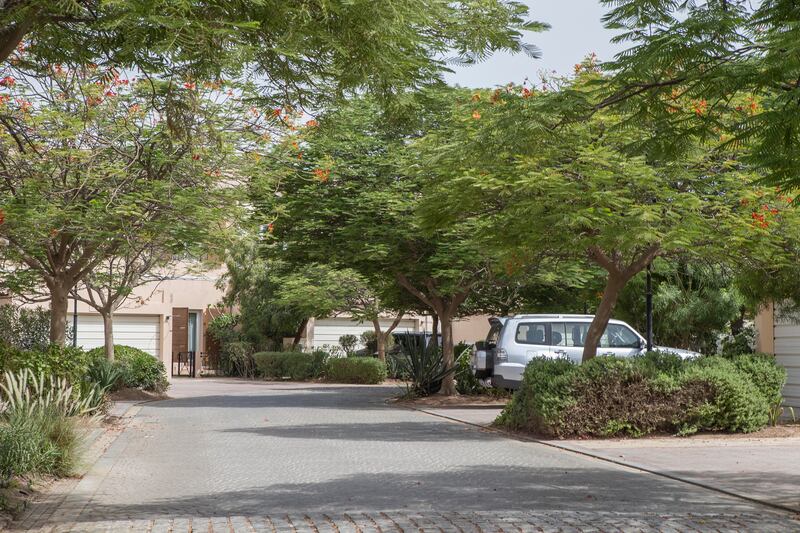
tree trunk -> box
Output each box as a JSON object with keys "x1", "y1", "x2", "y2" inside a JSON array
[
  {"x1": 49, "y1": 283, "x2": 70, "y2": 346},
  {"x1": 292, "y1": 317, "x2": 309, "y2": 349},
  {"x1": 582, "y1": 274, "x2": 626, "y2": 362},
  {"x1": 102, "y1": 311, "x2": 115, "y2": 361},
  {"x1": 375, "y1": 331, "x2": 387, "y2": 362},
  {"x1": 431, "y1": 313, "x2": 439, "y2": 347},
  {"x1": 438, "y1": 312, "x2": 457, "y2": 396}
]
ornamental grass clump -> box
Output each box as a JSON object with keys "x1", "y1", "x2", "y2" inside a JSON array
[
  {"x1": 0, "y1": 370, "x2": 89, "y2": 483},
  {"x1": 497, "y1": 352, "x2": 786, "y2": 438}
]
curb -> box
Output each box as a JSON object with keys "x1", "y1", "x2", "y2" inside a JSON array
[{"x1": 407, "y1": 405, "x2": 800, "y2": 518}]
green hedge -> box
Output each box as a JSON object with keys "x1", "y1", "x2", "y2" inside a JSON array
[
  {"x1": 0, "y1": 343, "x2": 92, "y2": 384},
  {"x1": 254, "y1": 351, "x2": 327, "y2": 381},
  {"x1": 325, "y1": 357, "x2": 387, "y2": 384},
  {"x1": 86, "y1": 345, "x2": 169, "y2": 393},
  {"x1": 497, "y1": 352, "x2": 786, "y2": 438}
]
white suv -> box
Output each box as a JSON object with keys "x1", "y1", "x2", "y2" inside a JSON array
[{"x1": 471, "y1": 314, "x2": 700, "y2": 389}]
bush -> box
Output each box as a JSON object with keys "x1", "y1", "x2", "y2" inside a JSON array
[
  {"x1": 254, "y1": 352, "x2": 315, "y2": 380},
  {"x1": 680, "y1": 357, "x2": 769, "y2": 433},
  {"x1": 497, "y1": 352, "x2": 785, "y2": 438},
  {"x1": 220, "y1": 340, "x2": 256, "y2": 378},
  {"x1": 325, "y1": 357, "x2": 387, "y2": 384},
  {"x1": 338, "y1": 334, "x2": 358, "y2": 356},
  {"x1": 1, "y1": 344, "x2": 92, "y2": 384},
  {"x1": 0, "y1": 305, "x2": 52, "y2": 351},
  {"x1": 87, "y1": 345, "x2": 169, "y2": 393}
]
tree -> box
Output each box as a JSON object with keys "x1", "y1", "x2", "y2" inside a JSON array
[
  {"x1": 614, "y1": 259, "x2": 743, "y2": 354},
  {"x1": 595, "y1": 1, "x2": 800, "y2": 189},
  {"x1": 258, "y1": 93, "x2": 496, "y2": 394},
  {"x1": 0, "y1": 67, "x2": 242, "y2": 345},
  {"x1": 276, "y1": 265, "x2": 406, "y2": 361},
  {"x1": 73, "y1": 239, "x2": 187, "y2": 361},
  {"x1": 413, "y1": 76, "x2": 791, "y2": 361},
  {"x1": 1, "y1": 1, "x2": 546, "y2": 108}
]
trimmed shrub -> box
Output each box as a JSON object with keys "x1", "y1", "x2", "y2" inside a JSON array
[
  {"x1": 254, "y1": 352, "x2": 316, "y2": 381},
  {"x1": 87, "y1": 345, "x2": 169, "y2": 393},
  {"x1": 325, "y1": 357, "x2": 387, "y2": 384},
  {"x1": 497, "y1": 352, "x2": 785, "y2": 438},
  {"x1": 680, "y1": 357, "x2": 769, "y2": 433}
]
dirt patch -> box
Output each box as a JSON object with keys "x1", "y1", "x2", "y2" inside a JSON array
[
  {"x1": 108, "y1": 388, "x2": 170, "y2": 402},
  {"x1": 393, "y1": 394, "x2": 509, "y2": 408},
  {"x1": 684, "y1": 422, "x2": 800, "y2": 440},
  {"x1": 0, "y1": 475, "x2": 55, "y2": 526}
]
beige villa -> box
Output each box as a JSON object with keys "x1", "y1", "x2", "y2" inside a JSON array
[{"x1": 26, "y1": 269, "x2": 492, "y2": 378}]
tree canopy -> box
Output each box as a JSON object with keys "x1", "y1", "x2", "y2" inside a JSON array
[
  {"x1": 596, "y1": 0, "x2": 800, "y2": 189},
  {"x1": 0, "y1": 67, "x2": 245, "y2": 344},
  {"x1": 1, "y1": 1, "x2": 546, "y2": 108}
]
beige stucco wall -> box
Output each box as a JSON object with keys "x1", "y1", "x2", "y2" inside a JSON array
[{"x1": 452, "y1": 314, "x2": 492, "y2": 345}]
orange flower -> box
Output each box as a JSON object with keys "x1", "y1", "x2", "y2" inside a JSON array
[
  {"x1": 183, "y1": 82, "x2": 196, "y2": 90},
  {"x1": 313, "y1": 168, "x2": 330, "y2": 182},
  {"x1": 522, "y1": 88, "x2": 532, "y2": 98},
  {"x1": 0, "y1": 76, "x2": 15, "y2": 87},
  {"x1": 306, "y1": 119, "x2": 319, "y2": 128},
  {"x1": 472, "y1": 110, "x2": 481, "y2": 120},
  {"x1": 267, "y1": 223, "x2": 274, "y2": 233}
]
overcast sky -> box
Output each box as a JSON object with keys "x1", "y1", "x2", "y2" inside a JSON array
[{"x1": 446, "y1": 0, "x2": 623, "y2": 88}]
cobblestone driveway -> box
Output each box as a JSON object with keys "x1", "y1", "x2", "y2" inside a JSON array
[{"x1": 14, "y1": 379, "x2": 800, "y2": 532}]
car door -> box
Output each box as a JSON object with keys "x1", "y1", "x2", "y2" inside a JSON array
[
  {"x1": 506, "y1": 321, "x2": 550, "y2": 382},
  {"x1": 601, "y1": 323, "x2": 644, "y2": 358},
  {"x1": 549, "y1": 321, "x2": 571, "y2": 361},
  {"x1": 563, "y1": 321, "x2": 590, "y2": 363}
]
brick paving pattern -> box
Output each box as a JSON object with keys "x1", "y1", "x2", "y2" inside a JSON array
[{"x1": 12, "y1": 380, "x2": 800, "y2": 532}]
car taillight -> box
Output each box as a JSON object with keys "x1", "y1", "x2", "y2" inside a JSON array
[{"x1": 496, "y1": 348, "x2": 508, "y2": 363}]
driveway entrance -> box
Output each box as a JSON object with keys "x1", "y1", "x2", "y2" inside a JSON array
[{"x1": 14, "y1": 379, "x2": 800, "y2": 532}]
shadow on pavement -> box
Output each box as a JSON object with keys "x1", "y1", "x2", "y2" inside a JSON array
[
  {"x1": 219, "y1": 420, "x2": 500, "y2": 442},
  {"x1": 60, "y1": 464, "x2": 784, "y2": 523}
]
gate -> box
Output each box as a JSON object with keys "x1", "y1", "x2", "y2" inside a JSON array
[{"x1": 172, "y1": 351, "x2": 196, "y2": 377}]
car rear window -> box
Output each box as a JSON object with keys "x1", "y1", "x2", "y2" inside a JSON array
[{"x1": 515, "y1": 323, "x2": 548, "y2": 345}]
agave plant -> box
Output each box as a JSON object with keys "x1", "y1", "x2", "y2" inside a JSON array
[
  {"x1": 0, "y1": 369, "x2": 102, "y2": 419},
  {"x1": 396, "y1": 334, "x2": 455, "y2": 396}
]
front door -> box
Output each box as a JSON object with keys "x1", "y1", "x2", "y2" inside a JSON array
[
  {"x1": 188, "y1": 312, "x2": 199, "y2": 354},
  {"x1": 171, "y1": 307, "x2": 193, "y2": 376}
]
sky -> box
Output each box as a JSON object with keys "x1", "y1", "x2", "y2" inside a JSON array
[{"x1": 446, "y1": 0, "x2": 623, "y2": 88}]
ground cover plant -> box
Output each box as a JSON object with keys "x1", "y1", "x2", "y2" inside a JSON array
[{"x1": 497, "y1": 352, "x2": 787, "y2": 438}]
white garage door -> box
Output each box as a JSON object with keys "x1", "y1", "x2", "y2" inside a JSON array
[
  {"x1": 312, "y1": 318, "x2": 417, "y2": 350},
  {"x1": 71, "y1": 314, "x2": 161, "y2": 358},
  {"x1": 772, "y1": 318, "x2": 800, "y2": 410}
]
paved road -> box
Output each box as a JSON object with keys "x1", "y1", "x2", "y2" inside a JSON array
[{"x1": 15, "y1": 379, "x2": 800, "y2": 532}]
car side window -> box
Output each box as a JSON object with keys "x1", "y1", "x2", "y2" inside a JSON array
[
  {"x1": 565, "y1": 322, "x2": 590, "y2": 347},
  {"x1": 601, "y1": 324, "x2": 641, "y2": 348},
  {"x1": 515, "y1": 323, "x2": 548, "y2": 345},
  {"x1": 486, "y1": 322, "x2": 503, "y2": 348},
  {"x1": 550, "y1": 322, "x2": 566, "y2": 346}
]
